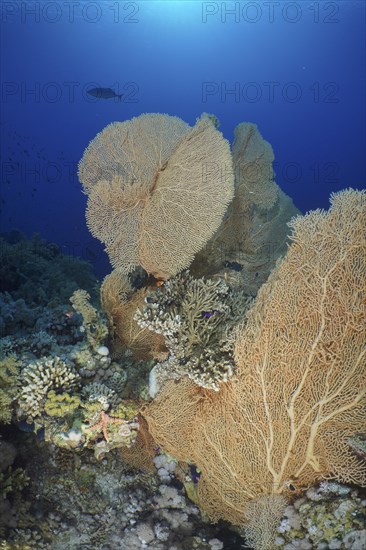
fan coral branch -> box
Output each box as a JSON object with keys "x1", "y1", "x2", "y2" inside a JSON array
[
  {"x1": 79, "y1": 113, "x2": 234, "y2": 279},
  {"x1": 143, "y1": 189, "x2": 366, "y2": 530}
]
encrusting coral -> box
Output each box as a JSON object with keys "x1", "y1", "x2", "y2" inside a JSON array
[
  {"x1": 275, "y1": 482, "x2": 366, "y2": 548},
  {"x1": 142, "y1": 189, "x2": 366, "y2": 536},
  {"x1": 43, "y1": 390, "x2": 80, "y2": 418},
  {"x1": 78, "y1": 113, "x2": 235, "y2": 279}
]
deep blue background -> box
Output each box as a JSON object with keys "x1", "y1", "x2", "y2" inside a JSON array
[{"x1": 1, "y1": 0, "x2": 365, "y2": 278}]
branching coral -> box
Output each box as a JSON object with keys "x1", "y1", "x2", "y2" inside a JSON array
[
  {"x1": 17, "y1": 357, "x2": 79, "y2": 423},
  {"x1": 142, "y1": 189, "x2": 366, "y2": 534},
  {"x1": 0, "y1": 356, "x2": 19, "y2": 424},
  {"x1": 135, "y1": 271, "x2": 251, "y2": 392},
  {"x1": 79, "y1": 113, "x2": 234, "y2": 279},
  {"x1": 70, "y1": 289, "x2": 108, "y2": 349}
]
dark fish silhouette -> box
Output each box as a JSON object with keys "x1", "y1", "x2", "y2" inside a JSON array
[
  {"x1": 87, "y1": 87, "x2": 123, "y2": 100},
  {"x1": 85, "y1": 246, "x2": 97, "y2": 260},
  {"x1": 223, "y1": 260, "x2": 243, "y2": 272}
]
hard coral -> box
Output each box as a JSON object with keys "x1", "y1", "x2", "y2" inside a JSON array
[
  {"x1": 0, "y1": 356, "x2": 19, "y2": 424},
  {"x1": 135, "y1": 271, "x2": 251, "y2": 392},
  {"x1": 70, "y1": 289, "x2": 108, "y2": 350},
  {"x1": 18, "y1": 357, "x2": 79, "y2": 423}
]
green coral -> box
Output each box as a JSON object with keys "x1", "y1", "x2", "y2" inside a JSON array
[
  {"x1": 0, "y1": 542, "x2": 31, "y2": 550},
  {"x1": 0, "y1": 356, "x2": 19, "y2": 423},
  {"x1": 44, "y1": 390, "x2": 81, "y2": 418},
  {"x1": 0, "y1": 467, "x2": 29, "y2": 499},
  {"x1": 277, "y1": 485, "x2": 366, "y2": 548},
  {"x1": 81, "y1": 381, "x2": 119, "y2": 412},
  {"x1": 81, "y1": 400, "x2": 105, "y2": 423},
  {"x1": 70, "y1": 289, "x2": 108, "y2": 349},
  {"x1": 110, "y1": 401, "x2": 139, "y2": 421},
  {"x1": 0, "y1": 233, "x2": 97, "y2": 308}
]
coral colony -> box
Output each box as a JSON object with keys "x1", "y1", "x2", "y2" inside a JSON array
[{"x1": 1, "y1": 114, "x2": 365, "y2": 549}]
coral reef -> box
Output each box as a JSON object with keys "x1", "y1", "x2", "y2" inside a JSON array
[
  {"x1": 275, "y1": 483, "x2": 366, "y2": 549},
  {"x1": 0, "y1": 233, "x2": 97, "y2": 308},
  {"x1": 2, "y1": 435, "x2": 229, "y2": 549},
  {"x1": 0, "y1": 467, "x2": 29, "y2": 502},
  {"x1": 17, "y1": 357, "x2": 79, "y2": 423},
  {"x1": 142, "y1": 189, "x2": 366, "y2": 536},
  {"x1": 2, "y1": 112, "x2": 365, "y2": 550},
  {"x1": 78, "y1": 113, "x2": 234, "y2": 279},
  {"x1": 69, "y1": 289, "x2": 108, "y2": 350},
  {"x1": 0, "y1": 293, "x2": 40, "y2": 338},
  {"x1": 0, "y1": 438, "x2": 29, "y2": 537}
]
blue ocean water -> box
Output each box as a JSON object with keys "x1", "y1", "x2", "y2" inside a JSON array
[{"x1": 1, "y1": 0, "x2": 365, "y2": 277}]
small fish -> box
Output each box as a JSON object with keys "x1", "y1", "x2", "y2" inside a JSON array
[
  {"x1": 85, "y1": 246, "x2": 97, "y2": 261},
  {"x1": 202, "y1": 310, "x2": 218, "y2": 319},
  {"x1": 86, "y1": 87, "x2": 123, "y2": 100},
  {"x1": 223, "y1": 260, "x2": 243, "y2": 272}
]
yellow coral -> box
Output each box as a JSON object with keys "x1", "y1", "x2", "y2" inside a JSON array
[
  {"x1": 70, "y1": 289, "x2": 108, "y2": 348},
  {"x1": 0, "y1": 356, "x2": 19, "y2": 424},
  {"x1": 190, "y1": 122, "x2": 299, "y2": 295},
  {"x1": 79, "y1": 113, "x2": 234, "y2": 279},
  {"x1": 143, "y1": 189, "x2": 366, "y2": 528},
  {"x1": 100, "y1": 269, "x2": 166, "y2": 359},
  {"x1": 44, "y1": 390, "x2": 80, "y2": 417},
  {"x1": 0, "y1": 542, "x2": 31, "y2": 550}
]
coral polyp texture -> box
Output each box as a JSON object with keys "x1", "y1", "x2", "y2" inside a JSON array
[
  {"x1": 78, "y1": 113, "x2": 234, "y2": 279},
  {"x1": 135, "y1": 271, "x2": 252, "y2": 392},
  {"x1": 143, "y1": 189, "x2": 366, "y2": 529},
  {"x1": 17, "y1": 357, "x2": 79, "y2": 423}
]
